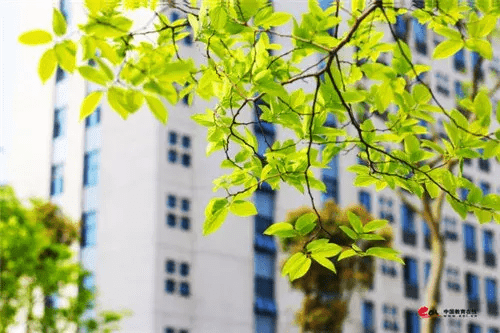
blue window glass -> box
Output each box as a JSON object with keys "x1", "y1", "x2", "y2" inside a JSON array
[
  {"x1": 167, "y1": 195, "x2": 176, "y2": 208},
  {"x1": 255, "y1": 314, "x2": 275, "y2": 333},
  {"x1": 50, "y1": 164, "x2": 64, "y2": 196},
  {"x1": 395, "y1": 15, "x2": 408, "y2": 40},
  {"x1": 166, "y1": 260, "x2": 175, "y2": 274},
  {"x1": 413, "y1": 18, "x2": 427, "y2": 55},
  {"x1": 169, "y1": 132, "x2": 177, "y2": 145},
  {"x1": 85, "y1": 106, "x2": 101, "y2": 128},
  {"x1": 60, "y1": 0, "x2": 71, "y2": 23},
  {"x1": 424, "y1": 261, "x2": 431, "y2": 286},
  {"x1": 480, "y1": 182, "x2": 491, "y2": 195},
  {"x1": 423, "y1": 221, "x2": 430, "y2": 237},
  {"x1": 255, "y1": 191, "x2": 274, "y2": 219},
  {"x1": 405, "y1": 310, "x2": 420, "y2": 333},
  {"x1": 322, "y1": 155, "x2": 339, "y2": 203},
  {"x1": 404, "y1": 257, "x2": 419, "y2": 286},
  {"x1": 255, "y1": 252, "x2": 275, "y2": 279},
  {"x1": 165, "y1": 279, "x2": 175, "y2": 293},
  {"x1": 53, "y1": 107, "x2": 66, "y2": 139},
  {"x1": 455, "y1": 81, "x2": 465, "y2": 99},
  {"x1": 82, "y1": 274, "x2": 95, "y2": 291},
  {"x1": 464, "y1": 224, "x2": 476, "y2": 250},
  {"x1": 182, "y1": 136, "x2": 191, "y2": 148},
  {"x1": 180, "y1": 282, "x2": 190, "y2": 297},
  {"x1": 359, "y1": 191, "x2": 371, "y2": 213},
  {"x1": 56, "y1": 66, "x2": 65, "y2": 83},
  {"x1": 467, "y1": 273, "x2": 480, "y2": 300},
  {"x1": 168, "y1": 150, "x2": 177, "y2": 163},
  {"x1": 362, "y1": 301, "x2": 374, "y2": 332},
  {"x1": 488, "y1": 328, "x2": 500, "y2": 333},
  {"x1": 402, "y1": 204, "x2": 416, "y2": 233},
  {"x1": 165, "y1": 328, "x2": 174, "y2": 333},
  {"x1": 486, "y1": 278, "x2": 497, "y2": 303},
  {"x1": 167, "y1": 214, "x2": 176, "y2": 227},
  {"x1": 469, "y1": 323, "x2": 482, "y2": 333},
  {"x1": 184, "y1": 26, "x2": 193, "y2": 46},
  {"x1": 471, "y1": 52, "x2": 484, "y2": 79},
  {"x1": 181, "y1": 154, "x2": 191, "y2": 167},
  {"x1": 181, "y1": 199, "x2": 190, "y2": 211},
  {"x1": 454, "y1": 49, "x2": 466, "y2": 72},
  {"x1": 81, "y1": 211, "x2": 97, "y2": 247},
  {"x1": 319, "y1": 0, "x2": 331, "y2": 9},
  {"x1": 484, "y1": 230, "x2": 494, "y2": 254},
  {"x1": 83, "y1": 150, "x2": 100, "y2": 187},
  {"x1": 255, "y1": 276, "x2": 274, "y2": 300},
  {"x1": 171, "y1": 12, "x2": 179, "y2": 22},
  {"x1": 180, "y1": 217, "x2": 190, "y2": 230},
  {"x1": 180, "y1": 263, "x2": 189, "y2": 277}
]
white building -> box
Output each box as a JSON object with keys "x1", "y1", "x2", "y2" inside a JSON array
[{"x1": 3, "y1": 1, "x2": 500, "y2": 333}]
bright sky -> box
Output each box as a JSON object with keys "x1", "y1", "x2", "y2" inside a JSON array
[{"x1": 0, "y1": 0, "x2": 21, "y2": 184}]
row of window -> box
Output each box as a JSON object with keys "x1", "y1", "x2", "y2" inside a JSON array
[
  {"x1": 164, "y1": 328, "x2": 188, "y2": 333},
  {"x1": 166, "y1": 194, "x2": 191, "y2": 231},
  {"x1": 168, "y1": 131, "x2": 192, "y2": 167},
  {"x1": 50, "y1": 152, "x2": 100, "y2": 196},
  {"x1": 254, "y1": 100, "x2": 277, "y2": 333},
  {"x1": 53, "y1": 105, "x2": 100, "y2": 141},
  {"x1": 164, "y1": 279, "x2": 190, "y2": 297}
]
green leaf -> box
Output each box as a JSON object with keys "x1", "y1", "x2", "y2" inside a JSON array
[
  {"x1": 38, "y1": 48, "x2": 57, "y2": 83},
  {"x1": 52, "y1": 9, "x2": 67, "y2": 36},
  {"x1": 83, "y1": 16, "x2": 133, "y2": 38},
  {"x1": 77, "y1": 66, "x2": 110, "y2": 86},
  {"x1": 295, "y1": 212, "x2": 318, "y2": 235},
  {"x1": 282, "y1": 252, "x2": 311, "y2": 281},
  {"x1": 107, "y1": 86, "x2": 129, "y2": 119},
  {"x1": 264, "y1": 222, "x2": 297, "y2": 238},
  {"x1": 259, "y1": 12, "x2": 292, "y2": 27},
  {"x1": 347, "y1": 211, "x2": 363, "y2": 234},
  {"x1": 337, "y1": 249, "x2": 357, "y2": 261},
  {"x1": 363, "y1": 219, "x2": 388, "y2": 233},
  {"x1": 202, "y1": 198, "x2": 229, "y2": 236},
  {"x1": 360, "y1": 233, "x2": 386, "y2": 241},
  {"x1": 54, "y1": 41, "x2": 76, "y2": 73},
  {"x1": 339, "y1": 225, "x2": 358, "y2": 240},
  {"x1": 229, "y1": 200, "x2": 258, "y2": 217},
  {"x1": 19, "y1": 30, "x2": 52, "y2": 45},
  {"x1": 473, "y1": 91, "x2": 491, "y2": 121},
  {"x1": 80, "y1": 91, "x2": 103, "y2": 121},
  {"x1": 308, "y1": 242, "x2": 342, "y2": 257},
  {"x1": 365, "y1": 247, "x2": 401, "y2": 260},
  {"x1": 145, "y1": 95, "x2": 168, "y2": 124},
  {"x1": 311, "y1": 254, "x2": 336, "y2": 273},
  {"x1": 432, "y1": 40, "x2": 463, "y2": 59}
]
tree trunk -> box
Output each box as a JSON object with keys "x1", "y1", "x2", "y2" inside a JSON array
[{"x1": 422, "y1": 233, "x2": 445, "y2": 333}]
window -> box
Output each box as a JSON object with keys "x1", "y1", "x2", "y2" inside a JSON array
[
  {"x1": 486, "y1": 278, "x2": 498, "y2": 316},
  {"x1": 405, "y1": 310, "x2": 420, "y2": 333},
  {"x1": 436, "y1": 72, "x2": 450, "y2": 96},
  {"x1": 53, "y1": 107, "x2": 66, "y2": 139},
  {"x1": 444, "y1": 217, "x2": 458, "y2": 240},
  {"x1": 413, "y1": 18, "x2": 427, "y2": 54},
  {"x1": 424, "y1": 261, "x2": 431, "y2": 286},
  {"x1": 455, "y1": 81, "x2": 465, "y2": 99},
  {"x1": 83, "y1": 150, "x2": 100, "y2": 187},
  {"x1": 254, "y1": 187, "x2": 276, "y2": 253},
  {"x1": 484, "y1": 230, "x2": 496, "y2": 267},
  {"x1": 166, "y1": 260, "x2": 175, "y2": 274},
  {"x1": 471, "y1": 52, "x2": 484, "y2": 81},
  {"x1": 85, "y1": 106, "x2": 101, "y2": 128},
  {"x1": 488, "y1": 328, "x2": 500, "y2": 333},
  {"x1": 179, "y1": 282, "x2": 190, "y2": 297},
  {"x1": 167, "y1": 195, "x2": 176, "y2": 208},
  {"x1": 255, "y1": 314, "x2": 276, "y2": 333},
  {"x1": 165, "y1": 328, "x2": 174, "y2": 333},
  {"x1": 446, "y1": 267, "x2": 461, "y2": 291},
  {"x1": 460, "y1": 175, "x2": 472, "y2": 200},
  {"x1": 382, "y1": 304, "x2": 399, "y2": 331},
  {"x1": 469, "y1": 323, "x2": 482, "y2": 333},
  {"x1": 181, "y1": 199, "x2": 190, "y2": 211},
  {"x1": 394, "y1": 15, "x2": 409, "y2": 41},
  {"x1": 379, "y1": 196, "x2": 394, "y2": 223},
  {"x1": 449, "y1": 319, "x2": 461, "y2": 333},
  {"x1": 255, "y1": 252, "x2": 275, "y2": 279},
  {"x1": 167, "y1": 213, "x2": 176, "y2": 227},
  {"x1": 50, "y1": 164, "x2": 64, "y2": 196},
  {"x1": 81, "y1": 211, "x2": 97, "y2": 247},
  {"x1": 481, "y1": 182, "x2": 491, "y2": 195},
  {"x1": 254, "y1": 99, "x2": 276, "y2": 155},
  {"x1": 180, "y1": 263, "x2": 189, "y2": 277},
  {"x1": 56, "y1": 66, "x2": 65, "y2": 83},
  {"x1": 381, "y1": 260, "x2": 397, "y2": 277},
  {"x1": 466, "y1": 273, "x2": 480, "y2": 311},
  {"x1": 404, "y1": 257, "x2": 419, "y2": 299},
  {"x1": 165, "y1": 279, "x2": 175, "y2": 293},
  {"x1": 180, "y1": 217, "x2": 190, "y2": 230},
  {"x1": 402, "y1": 204, "x2": 416, "y2": 245},
  {"x1": 362, "y1": 301, "x2": 375, "y2": 333},
  {"x1": 359, "y1": 191, "x2": 371, "y2": 213},
  {"x1": 464, "y1": 224, "x2": 477, "y2": 262},
  {"x1": 454, "y1": 49, "x2": 466, "y2": 72},
  {"x1": 479, "y1": 155, "x2": 490, "y2": 172},
  {"x1": 59, "y1": 0, "x2": 71, "y2": 22},
  {"x1": 423, "y1": 221, "x2": 431, "y2": 250},
  {"x1": 168, "y1": 131, "x2": 191, "y2": 167},
  {"x1": 322, "y1": 156, "x2": 339, "y2": 203}
]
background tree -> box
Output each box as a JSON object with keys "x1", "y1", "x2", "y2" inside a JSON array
[
  {"x1": 20, "y1": 1, "x2": 500, "y2": 332},
  {"x1": 281, "y1": 201, "x2": 393, "y2": 332},
  {"x1": 0, "y1": 186, "x2": 125, "y2": 332}
]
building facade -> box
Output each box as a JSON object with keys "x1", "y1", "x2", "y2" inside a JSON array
[{"x1": 3, "y1": 1, "x2": 500, "y2": 333}]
